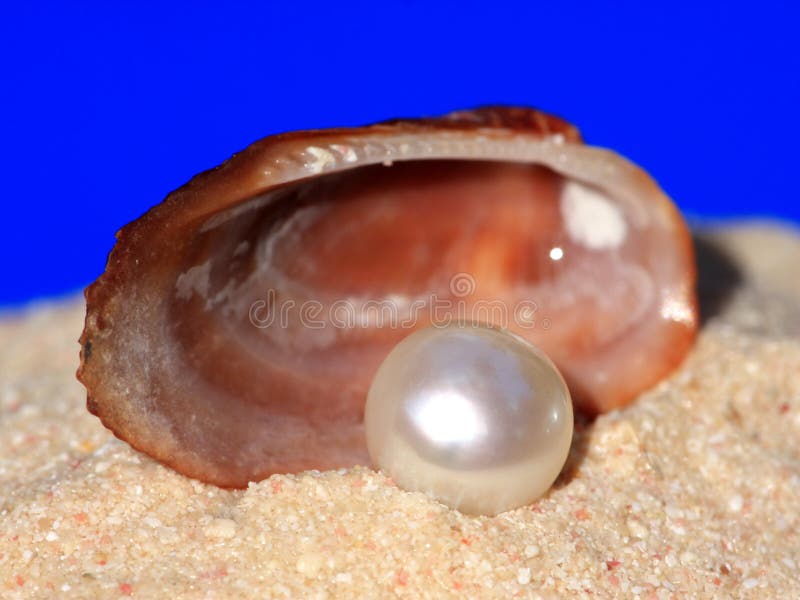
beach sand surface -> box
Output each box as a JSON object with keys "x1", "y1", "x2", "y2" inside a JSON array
[{"x1": 1, "y1": 223, "x2": 799, "y2": 598}]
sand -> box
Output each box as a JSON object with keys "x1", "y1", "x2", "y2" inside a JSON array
[{"x1": 1, "y1": 223, "x2": 799, "y2": 599}]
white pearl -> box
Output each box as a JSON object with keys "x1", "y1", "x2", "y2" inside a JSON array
[{"x1": 365, "y1": 323, "x2": 573, "y2": 516}]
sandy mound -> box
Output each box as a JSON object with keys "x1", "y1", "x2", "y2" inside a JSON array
[{"x1": 1, "y1": 223, "x2": 799, "y2": 598}]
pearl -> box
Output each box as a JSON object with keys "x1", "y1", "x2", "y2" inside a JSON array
[{"x1": 365, "y1": 323, "x2": 573, "y2": 516}]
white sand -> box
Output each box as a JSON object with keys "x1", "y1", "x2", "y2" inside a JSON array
[{"x1": 1, "y1": 223, "x2": 799, "y2": 598}]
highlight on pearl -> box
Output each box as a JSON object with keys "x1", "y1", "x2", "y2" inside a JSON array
[{"x1": 364, "y1": 322, "x2": 574, "y2": 516}]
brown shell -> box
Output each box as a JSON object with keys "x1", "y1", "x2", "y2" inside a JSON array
[{"x1": 78, "y1": 107, "x2": 697, "y2": 487}]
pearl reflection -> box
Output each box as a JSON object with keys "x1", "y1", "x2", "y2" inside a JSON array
[
  {"x1": 549, "y1": 246, "x2": 564, "y2": 260},
  {"x1": 409, "y1": 389, "x2": 487, "y2": 446}
]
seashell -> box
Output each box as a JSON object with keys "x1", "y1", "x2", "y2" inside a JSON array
[{"x1": 77, "y1": 107, "x2": 697, "y2": 487}]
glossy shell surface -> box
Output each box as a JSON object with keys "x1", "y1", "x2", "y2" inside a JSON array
[{"x1": 78, "y1": 107, "x2": 697, "y2": 487}]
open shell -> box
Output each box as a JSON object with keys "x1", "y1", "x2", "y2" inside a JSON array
[{"x1": 78, "y1": 107, "x2": 697, "y2": 487}]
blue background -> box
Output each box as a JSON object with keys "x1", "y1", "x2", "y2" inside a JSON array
[{"x1": 1, "y1": 2, "x2": 798, "y2": 306}]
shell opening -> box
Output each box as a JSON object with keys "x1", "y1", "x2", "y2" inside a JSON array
[{"x1": 155, "y1": 159, "x2": 682, "y2": 483}]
